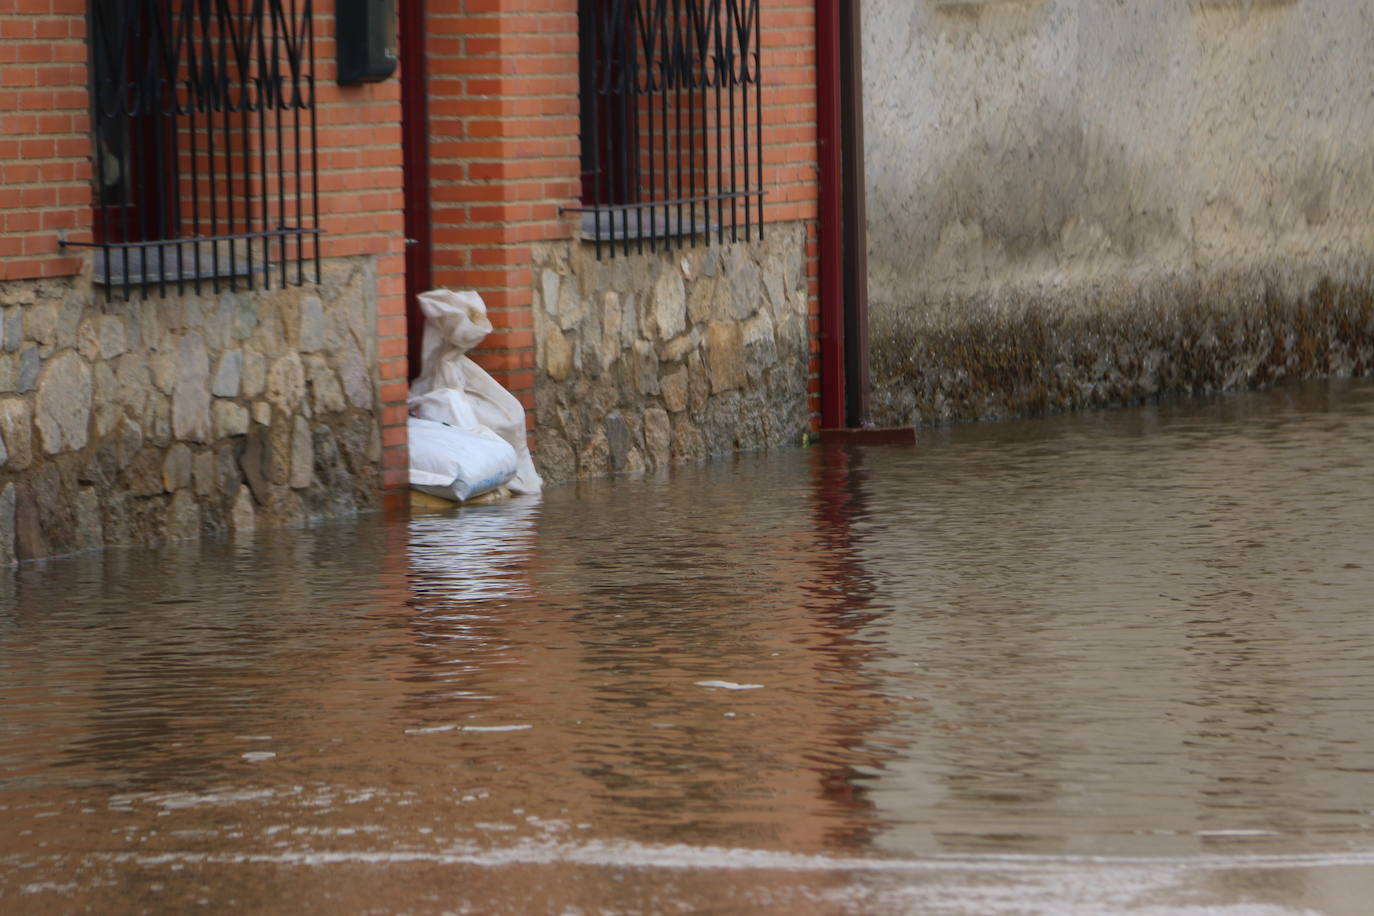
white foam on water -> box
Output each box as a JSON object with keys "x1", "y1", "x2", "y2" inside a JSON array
[
  {"x1": 77, "y1": 839, "x2": 1374, "y2": 874},
  {"x1": 404, "y1": 724, "x2": 531, "y2": 734},
  {"x1": 695, "y1": 680, "x2": 764, "y2": 690}
]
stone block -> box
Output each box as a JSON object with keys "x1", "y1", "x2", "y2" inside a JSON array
[
  {"x1": 144, "y1": 393, "x2": 172, "y2": 447},
  {"x1": 687, "y1": 350, "x2": 710, "y2": 412},
  {"x1": 537, "y1": 312, "x2": 573, "y2": 381},
  {"x1": 252, "y1": 402, "x2": 272, "y2": 426},
  {"x1": 172, "y1": 332, "x2": 212, "y2": 442},
  {"x1": 123, "y1": 449, "x2": 165, "y2": 497},
  {"x1": 99, "y1": 315, "x2": 128, "y2": 359},
  {"x1": 212, "y1": 350, "x2": 244, "y2": 397},
  {"x1": 35, "y1": 351, "x2": 93, "y2": 454},
  {"x1": 114, "y1": 353, "x2": 150, "y2": 414},
  {"x1": 599, "y1": 292, "x2": 623, "y2": 371},
  {"x1": 541, "y1": 269, "x2": 560, "y2": 316},
  {"x1": 705, "y1": 322, "x2": 745, "y2": 393},
  {"x1": 25, "y1": 302, "x2": 58, "y2": 347},
  {"x1": 763, "y1": 266, "x2": 786, "y2": 318},
  {"x1": 653, "y1": 266, "x2": 687, "y2": 339},
  {"x1": 299, "y1": 295, "x2": 324, "y2": 352},
  {"x1": 162, "y1": 443, "x2": 193, "y2": 491},
  {"x1": 74, "y1": 487, "x2": 103, "y2": 552},
  {"x1": 335, "y1": 339, "x2": 372, "y2": 410},
  {"x1": 557, "y1": 282, "x2": 586, "y2": 331},
  {"x1": 213, "y1": 400, "x2": 250, "y2": 438},
  {"x1": 669, "y1": 416, "x2": 706, "y2": 463},
  {"x1": 577, "y1": 429, "x2": 610, "y2": 478},
  {"x1": 77, "y1": 317, "x2": 101, "y2": 361},
  {"x1": 3, "y1": 309, "x2": 20, "y2": 352},
  {"x1": 0, "y1": 399, "x2": 32, "y2": 470},
  {"x1": 149, "y1": 353, "x2": 177, "y2": 394},
  {"x1": 633, "y1": 339, "x2": 659, "y2": 395},
  {"x1": 266, "y1": 351, "x2": 306, "y2": 410},
  {"x1": 192, "y1": 449, "x2": 216, "y2": 497},
  {"x1": 0, "y1": 353, "x2": 16, "y2": 391},
  {"x1": 230, "y1": 484, "x2": 256, "y2": 529},
  {"x1": 216, "y1": 443, "x2": 242, "y2": 498},
  {"x1": 167, "y1": 490, "x2": 200, "y2": 541},
  {"x1": 92, "y1": 362, "x2": 117, "y2": 412},
  {"x1": 621, "y1": 292, "x2": 639, "y2": 346},
  {"x1": 643, "y1": 408, "x2": 671, "y2": 467},
  {"x1": 605, "y1": 413, "x2": 632, "y2": 471},
  {"x1": 33, "y1": 463, "x2": 74, "y2": 555},
  {"x1": 311, "y1": 426, "x2": 352, "y2": 493},
  {"x1": 532, "y1": 430, "x2": 575, "y2": 483},
  {"x1": 305, "y1": 355, "x2": 347, "y2": 414},
  {"x1": 743, "y1": 310, "x2": 778, "y2": 386},
  {"x1": 340, "y1": 285, "x2": 373, "y2": 358},
  {"x1": 660, "y1": 364, "x2": 689, "y2": 413},
  {"x1": 14, "y1": 483, "x2": 46, "y2": 561},
  {"x1": 290, "y1": 415, "x2": 313, "y2": 489},
  {"x1": 232, "y1": 294, "x2": 258, "y2": 340},
  {"x1": 202, "y1": 294, "x2": 235, "y2": 351},
  {"x1": 17, "y1": 345, "x2": 40, "y2": 393},
  {"x1": 0, "y1": 483, "x2": 14, "y2": 567},
  {"x1": 724, "y1": 251, "x2": 762, "y2": 320},
  {"x1": 687, "y1": 275, "x2": 717, "y2": 324},
  {"x1": 659, "y1": 328, "x2": 700, "y2": 363},
  {"x1": 93, "y1": 403, "x2": 122, "y2": 439},
  {"x1": 239, "y1": 425, "x2": 272, "y2": 503},
  {"x1": 240, "y1": 350, "x2": 266, "y2": 398}
]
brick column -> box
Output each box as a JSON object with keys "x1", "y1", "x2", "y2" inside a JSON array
[{"x1": 427, "y1": 0, "x2": 582, "y2": 441}]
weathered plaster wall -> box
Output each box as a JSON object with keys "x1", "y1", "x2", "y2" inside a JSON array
[
  {"x1": 531, "y1": 224, "x2": 812, "y2": 482},
  {"x1": 865, "y1": 0, "x2": 1374, "y2": 423},
  {"x1": 0, "y1": 260, "x2": 383, "y2": 564}
]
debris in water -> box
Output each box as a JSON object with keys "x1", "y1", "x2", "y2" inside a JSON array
[{"x1": 696, "y1": 680, "x2": 763, "y2": 690}]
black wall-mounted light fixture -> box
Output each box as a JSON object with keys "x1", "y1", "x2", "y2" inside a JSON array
[{"x1": 336, "y1": 0, "x2": 398, "y2": 85}]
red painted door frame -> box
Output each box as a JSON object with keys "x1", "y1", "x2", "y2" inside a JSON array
[{"x1": 400, "y1": 0, "x2": 431, "y2": 381}]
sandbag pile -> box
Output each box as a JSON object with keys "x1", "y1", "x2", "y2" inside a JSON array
[{"x1": 407, "y1": 289, "x2": 542, "y2": 502}]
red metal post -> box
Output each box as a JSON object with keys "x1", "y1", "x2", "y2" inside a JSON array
[
  {"x1": 400, "y1": 0, "x2": 432, "y2": 380},
  {"x1": 816, "y1": 0, "x2": 845, "y2": 429}
]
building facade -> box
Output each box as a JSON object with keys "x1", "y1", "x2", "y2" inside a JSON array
[
  {"x1": 863, "y1": 0, "x2": 1374, "y2": 424},
  {"x1": 0, "y1": 0, "x2": 825, "y2": 562}
]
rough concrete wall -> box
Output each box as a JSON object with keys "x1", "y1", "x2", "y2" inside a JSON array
[
  {"x1": 532, "y1": 224, "x2": 811, "y2": 482},
  {"x1": 0, "y1": 260, "x2": 383, "y2": 564},
  {"x1": 865, "y1": 0, "x2": 1374, "y2": 423}
]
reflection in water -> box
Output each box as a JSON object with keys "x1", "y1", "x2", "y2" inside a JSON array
[{"x1": 2, "y1": 379, "x2": 1374, "y2": 913}]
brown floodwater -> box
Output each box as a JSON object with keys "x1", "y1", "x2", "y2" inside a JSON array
[{"x1": 3, "y1": 379, "x2": 1374, "y2": 914}]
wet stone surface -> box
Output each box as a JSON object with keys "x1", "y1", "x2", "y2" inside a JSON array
[{"x1": 3, "y1": 380, "x2": 1374, "y2": 913}]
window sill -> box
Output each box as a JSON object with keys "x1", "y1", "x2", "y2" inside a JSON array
[
  {"x1": 576, "y1": 210, "x2": 720, "y2": 245},
  {"x1": 92, "y1": 246, "x2": 261, "y2": 288}
]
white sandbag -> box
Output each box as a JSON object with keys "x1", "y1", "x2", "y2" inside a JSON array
[
  {"x1": 410, "y1": 289, "x2": 543, "y2": 495},
  {"x1": 408, "y1": 417, "x2": 517, "y2": 503}
]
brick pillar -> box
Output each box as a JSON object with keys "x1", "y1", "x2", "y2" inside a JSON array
[{"x1": 426, "y1": 0, "x2": 581, "y2": 442}]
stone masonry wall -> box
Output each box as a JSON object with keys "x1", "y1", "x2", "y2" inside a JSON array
[
  {"x1": 532, "y1": 223, "x2": 811, "y2": 482},
  {"x1": 0, "y1": 258, "x2": 383, "y2": 564}
]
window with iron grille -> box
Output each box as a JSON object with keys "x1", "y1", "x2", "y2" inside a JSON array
[
  {"x1": 69, "y1": 0, "x2": 321, "y2": 299},
  {"x1": 572, "y1": 0, "x2": 763, "y2": 259}
]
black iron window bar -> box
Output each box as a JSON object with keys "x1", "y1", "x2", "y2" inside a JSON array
[
  {"x1": 65, "y1": 0, "x2": 321, "y2": 299},
  {"x1": 568, "y1": 0, "x2": 764, "y2": 259}
]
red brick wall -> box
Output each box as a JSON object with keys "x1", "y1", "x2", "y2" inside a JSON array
[
  {"x1": 427, "y1": 0, "x2": 821, "y2": 433},
  {"x1": 0, "y1": 0, "x2": 89, "y2": 280},
  {"x1": 0, "y1": 0, "x2": 410, "y2": 488},
  {"x1": 311, "y1": 7, "x2": 409, "y2": 492}
]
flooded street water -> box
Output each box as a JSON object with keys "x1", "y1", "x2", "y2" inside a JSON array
[{"x1": 4, "y1": 379, "x2": 1374, "y2": 914}]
